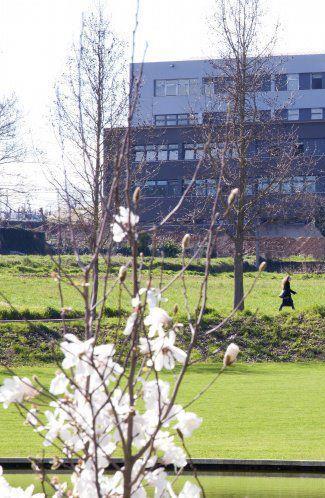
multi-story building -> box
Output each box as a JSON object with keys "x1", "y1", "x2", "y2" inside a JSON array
[{"x1": 108, "y1": 54, "x2": 325, "y2": 256}]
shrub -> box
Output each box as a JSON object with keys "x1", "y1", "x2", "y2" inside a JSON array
[
  {"x1": 137, "y1": 233, "x2": 152, "y2": 256},
  {"x1": 158, "y1": 240, "x2": 180, "y2": 257}
]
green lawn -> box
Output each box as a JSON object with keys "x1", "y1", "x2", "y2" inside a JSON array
[
  {"x1": 0, "y1": 363, "x2": 324, "y2": 460},
  {"x1": 0, "y1": 271, "x2": 323, "y2": 317}
]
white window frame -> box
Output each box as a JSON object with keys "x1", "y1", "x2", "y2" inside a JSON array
[
  {"x1": 311, "y1": 108, "x2": 323, "y2": 120},
  {"x1": 155, "y1": 79, "x2": 198, "y2": 97},
  {"x1": 288, "y1": 109, "x2": 299, "y2": 121},
  {"x1": 286, "y1": 74, "x2": 299, "y2": 91}
]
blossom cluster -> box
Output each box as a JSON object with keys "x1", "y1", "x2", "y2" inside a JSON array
[
  {"x1": 0, "y1": 206, "x2": 240, "y2": 497},
  {"x1": 0, "y1": 287, "x2": 203, "y2": 497},
  {"x1": 111, "y1": 206, "x2": 139, "y2": 243},
  {"x1": 0, "y1": 466, "x2": 44, "y2": 498}
]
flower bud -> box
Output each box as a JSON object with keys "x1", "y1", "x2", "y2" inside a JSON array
[
  {"x1": 133, "y1": 186, "x2": 141, "y2": 206},
  {"x1": 173, "y1": 304, "x2": 179, "y2": 315},
  {"x1": 227, "y1": 188, "x2": 239, "y2": 206},
  {"x1": 223, "y1": 343, "x2": 240, "y2": 367},
  {"x1": 118, "y1": 265, "x2": 127, "y2": 283},
  {"x1": 181, "y1": 233, "x2": 190, "y2": 251},
  {"x1": 259, "y1": 261, "x2": 267, "y2": 272}
]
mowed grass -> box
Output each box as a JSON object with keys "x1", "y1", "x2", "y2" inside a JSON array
[
  {"x1": 0, "y1": 363, "x2": 324, "y2": 460},
  {"x1": 0, "y1": 271, "x2": 323, "y2": 317}
]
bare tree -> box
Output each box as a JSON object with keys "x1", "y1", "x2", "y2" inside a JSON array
[
  {"x1": 53, "y1": 3, "x2": 128, "y2": 327},
  {"x1": 207, "y1": 0, "x2": 315, "y2": 310},
  {"x1": 0, "y1": 93, "x2": 24, "y2": 165}
]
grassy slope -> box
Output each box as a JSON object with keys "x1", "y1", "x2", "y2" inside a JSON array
[
  {"x1": 0, "y1": 363, "x2": 324, "y2": 460},
  {"x1": 0, "y1": 272, "x2": 324, "y2": 317}
]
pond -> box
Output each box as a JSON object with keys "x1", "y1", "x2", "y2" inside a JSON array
[{"x1": 5, "y1": 471, "x2": 325, "y2": 496}]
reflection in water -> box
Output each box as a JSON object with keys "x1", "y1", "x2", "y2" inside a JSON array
[
  {"x1": 6, "y1": 472, "x2": 325, "y2": 497},
  {"x1": 174, "y1": 473, "x2": 325, "y2": 497}
]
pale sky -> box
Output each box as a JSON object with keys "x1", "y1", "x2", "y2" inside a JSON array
[{"x1": 0, "y1": 0, "x2": 325, "y2": 211}]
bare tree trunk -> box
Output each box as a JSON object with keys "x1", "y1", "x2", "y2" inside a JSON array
[
  {"x1": 255, "y1": 218, "x2": 260, "y2": 268},
  {"x1": 234, "y1": 235, "x2": 244, "y2": 310}
]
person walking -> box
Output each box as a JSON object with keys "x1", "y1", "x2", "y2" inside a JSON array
[{"x1": 279, "y1": 275, "x2": 297, "y2": 311}]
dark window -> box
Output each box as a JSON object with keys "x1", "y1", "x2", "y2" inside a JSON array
[
  {"x1": 203, "y1": 112, "x2": 226, "y2": 124},
  {"x1": 299, "y1": 73, "x2": 311, "y2": 90},
  {"x1": 134, "y1": 144, "x2": 179, "y2": 162},
  {"x1": 144, "y1": 180, "x2": 168, "y2": 196},
  {"x1": 316, "y1": 176, "x2": 325, "y2": 193},
  {"x1": 295, "y1": 141, "x2": 304, "y2": 156},
  {"x1": 260, "y1": 75, "x2": 271, "y2": 92},
  {"x1": 311, "y1": 73, "x2": 323, "y2": 89},
  {"x1": 303, "y1": 138, "x2": 325, "y2": 155},
  {"x1": 154, "y1": 113, "x2": 198, "y2": 126},
  {"x1": 259, "y1": 110, "x2": 271, "y2": 121},
  {"x1": 203, "y1": 76, "x2": 233, "y2": 95},
  {"x1": 258, "y1": 177, "x2": 315, "y2": 194},
  {"x1": 275, "y1": 74, "x2": 287, "y2": 91},
  {"x1": 169, "y1": 180, "x2": 180, "y2": 196},
  {"x1": 214, "y1": 76, "x2": 232, "y2": 93},
  {"x1": 183, "y1": 179, "x2": 216, "y2": 196}
]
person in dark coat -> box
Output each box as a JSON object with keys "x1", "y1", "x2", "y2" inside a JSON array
[{"x1": 279, "y1": 275, "x2": 297, "y2": 311}]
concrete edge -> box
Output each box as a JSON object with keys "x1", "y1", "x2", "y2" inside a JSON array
[{"x1": 1, "y1": 458, "x2": 325, "y2": 473}]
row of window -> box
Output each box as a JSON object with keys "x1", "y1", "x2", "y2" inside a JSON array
[
  {"x1": 204, "y1": 108, "x2": 325, "y2": 124},
  {"x1": 256, "y1": 176, "x2": 316, "y2": 194},
  {"x1": 134, "y1": 138, "x2": 325, "y2": 162},
  {"x1": 154, "y1": 113, "x2": 198, "y2": 126},
  {"x1": 154, "y1": 73, "x2": 325, "y2": 97},
  {"x1": 143, "y1": 179, "x2": 217, "y2": 197},
  {"x1": 134, "y1": 143, "x2": 233, "y2": 162},
  {"x1": 141, "y1": 176, "x2": 319, "y2": 197},
  {"x1": 286, "y1": 108, "x2": 324, "y2": 121},
  {"x1": 275, "y1": 73, "x2": 325, "y2": 91}
]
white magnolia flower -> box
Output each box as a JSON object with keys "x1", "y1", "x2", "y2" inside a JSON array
[
  {"x1": 175, "y1": 410, "x2": 202, "y2": 437},
  {"x1": 179, "y1": 481, "x2": 201, "y2": 498},
  {"x1": 111, "y1": 206, "x2": 139, "y2": 242},
  {"x1": 0, "y1": 376, "x2": 37, "y2": 408},
  {"x1": 52, "y1": 481, "x2": 68, "y2": 498},
  {"x1": 152, "y1": 330, "x2": 187, "y2": 371},
  {"x1": 102, "y1": 470, "x2": 124, "y2": 496},
  {"x1": 143, "y1": 379, "x2": 170, "y2": 411},
  {"x1": 161, "y1": 442, "x2": 187, "y2": 468},
  {"x1": 145, "y1": 467, "x2": 168, "y2": 496},
  {"x1": 124, "y1": 312, "x2": 137, "y2": 336},
  {"x1": 40, "y1": 409, "x2": 72, "y2": 447},
  {"x1": 0, "y1": 466, "x2": 44, "y2": 497},
  {"x1": 0, "y1": 331, "x2": 203, "y2": 498},
  {"x1": 223, "y1": 342, "x2": 240, "y2": 367},
  {"x1": 49, "y1": 372, "x2": 69, "y2": 396},
  {"x1": 131, "y1": 294, "x2": 141, "y2": 308},
  {"x1": 60, "y1": 334, "x2": 95, "y2": 370},
  {"x1": 144, "y1": 306, "x2": 172, "y2": 337},
  {"x1": 25, "y1": 408, "x2": 38, "y2": 427},
  {"x1": 139, "y1": 287, "x2": 167, "y2": 309}
]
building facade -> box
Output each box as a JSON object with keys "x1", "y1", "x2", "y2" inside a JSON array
[{"x1": 110, "y1": 54, "x2": 325, "y2": 256}]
